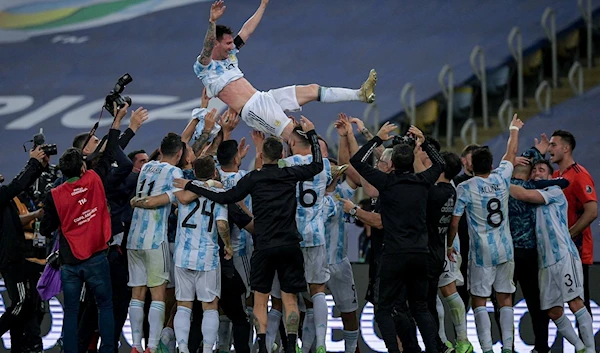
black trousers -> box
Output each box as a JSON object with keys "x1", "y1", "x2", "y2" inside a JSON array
[
  {"x1": 375, "y1": 253, "x2": 440, "y2": 353},
  {"x1": 583, "y1": 264, "x2": 592, "y2": 318},
  {"x1": 78, "y1": 247, "x2": 130, "y2": 353},
  {"x1": 426, "y1": 260, "x2": 446, "y2": 351}
]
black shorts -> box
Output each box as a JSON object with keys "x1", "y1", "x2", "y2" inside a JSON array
[{"x1": 250, "y1": 244, "x2": 306, "y2": 294}]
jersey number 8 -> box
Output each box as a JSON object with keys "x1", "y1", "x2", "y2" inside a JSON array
[{"x1": 486, "y1": 198, "x2": 504, "y2": 228}]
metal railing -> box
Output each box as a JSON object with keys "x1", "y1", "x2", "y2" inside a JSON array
[
  {"x1": 508, "y1": 26, "x2": 524, "y2": 109},
  {"x1": 535, "y1": 80, "x2": 552, "y2": 114},
  {"x1": 578, "y1": 0, "x2": 593, "y2": 68},
  {"x1": 497, "y1": 99, "x2": 514, "y2": 131},
  {"x1": 470, "y1": 46, "x2": 489, "y2": 129},
  {"x1": 569, "y1": 61, "x2": 584, "y2": 96},
  {"x1": 363, "y1": 102, "x2": 380, "y2": 132},
  {"x1": 541, "y1": 7, "x2": 558, "y2": 88},
  {"x1": 400, "y1": 83, "x2": 416, "y2": 126},
  {"x1": 438, "y1": 65, "x2": 454, "y2": 147},
  {"x1": 460, "y1": 118, "x2": 478, "y2": 145}
]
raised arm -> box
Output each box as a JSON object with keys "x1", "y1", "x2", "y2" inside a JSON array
[
  {"x1": 179, "y1": 176, "x2": 252, "y2": 205},
  {"x1": 350, "y1": 122, "x2": 396, "y2": 191},
  {"x1": 0, "y1": 149, "x2": 45, "y2": 207},
  {"x1": 411, "y1": 127, "x2": 445, "y2": 184},
  {"x1": 509, "y1": 184, "x2": 545, "y2": 204},
  {"x1": 198, "y1": 1, "x2": 226, "y2": 66},
  {"x1": 237, "y1": 0, "x2": 269, "y2": 44},
  {"x1": 501, "y1": 114, "x2": 524, "y2": 164}
]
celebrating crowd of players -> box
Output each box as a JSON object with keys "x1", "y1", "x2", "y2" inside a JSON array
[{"x1": 0, "y1": 1, "x2": 598, "y2": 353}]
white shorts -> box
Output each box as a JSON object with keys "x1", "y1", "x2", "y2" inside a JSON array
[
  {"x1": 539, "y1": 252, "x2": 584, "y2": 310},
  {"x1": 438, "y1": 253, "x2": 464, "y2": 288},
  {"x1": 467, "y1": 260, "x2": 516, "y2": 297},
  {"x1": 327, "y1": 258, "x2": 358, "y2": 313},
  {"x1": 128, "y1": 241, "x2": 171, "y2": 288},
  {"x1": 302, "y1": 245, "x2": 330, "y2": 285},
  {"x1": 240, "y1": 86, "x2": 298, "y2": 136},
  {"x1": 174, "y1": 265, "x2": 221, "y2": 303},
  {"x1": 167, "y1": 242, "x2": 175, "y2": 289},
  {"x1": 233, "y1": 254, "x2": 252, "y2": 298}
]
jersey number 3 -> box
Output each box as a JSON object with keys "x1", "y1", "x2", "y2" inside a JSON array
[
  {"x1": 182, "y1": 199, "x2": 216, "y2": 232},
  {"x1": 486, "y1": 198, "x2": 504, "y2": 228}
]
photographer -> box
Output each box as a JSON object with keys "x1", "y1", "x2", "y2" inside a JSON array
[
  {"x1": 40, "y1": 106, "x2": 126, "y2": 353},
  {"x1": 350, "y1": 124, "x2": 445, "y2": 353},
  {"x1": 0, "y1": 147, "x2": 48, "y2": 352}
]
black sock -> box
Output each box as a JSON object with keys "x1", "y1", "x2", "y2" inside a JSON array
[
  {"x1": 286, "y1": 333, "x2": 298, "y2": 353},
  {"x1": 279, "y1": 317, "x2": 288, "y2": 347},
  {"x1": 257, "y1": 333, "x2": 267, "y2": 353}
]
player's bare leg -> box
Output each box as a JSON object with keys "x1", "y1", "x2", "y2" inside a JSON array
[{"x1": 295, "y1": 69, "x2": 377, "y2": 106}]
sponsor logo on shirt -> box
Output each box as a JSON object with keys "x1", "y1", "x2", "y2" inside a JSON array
[{"x1": 586, "y1": 185, "x2": 593, "y2": 194}]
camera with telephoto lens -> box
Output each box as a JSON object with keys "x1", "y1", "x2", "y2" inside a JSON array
[
  {"x1": 104, "y1": 73, "x2": 133, "y2": 117},
  {"x1": 392, "y1": 134, "x2": 416, "y2": 149},
  {"x1": 33, "y1": 132, "x2": 57, "y2": 156}
]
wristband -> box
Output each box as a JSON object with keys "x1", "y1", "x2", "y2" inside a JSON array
[
  {"x1": 206, "y1": 180, "x2": 216, "y2": 187},
  {"x1": 509, "y1": 126, "x2": 520, "y2": 131}
]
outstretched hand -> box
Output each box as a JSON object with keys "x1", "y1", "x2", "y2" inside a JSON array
[
  {"x1": 300, "y1": 116, "x2": 315, "y2": 132},
  {"x1": 210, "y1": 0, "x2": 226, "y2": 22},
  {"x1": 510, "y1": 113, "x2": 524, "y2": 130},
  {"x1": 376, "y1": 122, "x2": 397, "y2": 141},
  {"x1": 534, "y1": 133, "x2": 549, "y2": 154}
]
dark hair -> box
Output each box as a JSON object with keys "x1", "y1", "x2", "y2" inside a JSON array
[
  {"x1": 471, "y1": 147, "x2": 493, "y2": 175},
  {"x1": 441, "y1": 151, "x2": 462, "y2": 180},
  {"x1": 426, "y1": 137, "x2": 441, "y2": 152},
  {"x1": 217, "y1": 140, "x2": 239, "y2": 166},
  {"x1": 534, "y1": 159, "x2": 554, "y2": 175},
  {"x1": 149, "y1": 148, "x2": 161, "y2": 161},
  {"x1": 551, "y1": 130, "x2": 576, "y2": 151},
  {"x1": 461, "y1": 144, "x2": 480, "y2": 158},
  {"x1": 194, "y1": 156, "x2": 216, "y2": 180},
  {"x1": 128, "y1": 149, "x2": 147, "y2": 162},
  {"x1": 160, "y1": 133, "x2": 183, "y2": 158},
  {"x1": 177, "y1": 141, "x2": 188, "y2": 168},
  {"x1": 72, "y1": 132, "x2": 89, "y2": 150},
  {"x1": 291, "y1": 126, "x2": 310, "y2": 147},
  {"x1": 216, "y1": 25, "x2": 233, "y2": 41},
  {"x1": 59, "y1": 147, "x2": 84, "y2": 179},
  {"x1": 317, "y1": 135, "x2": 329, "y2": 150},
  {"x1": 263, "y1": 137, "x2": 283, "y2": 161},
  {"x1": 391, "y1": 144, "x2": 414, "y2": 171}
]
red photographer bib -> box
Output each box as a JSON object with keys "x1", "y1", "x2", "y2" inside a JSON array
[{"x1": 51, "y1": 171, "x2": 111, "y2": 260}]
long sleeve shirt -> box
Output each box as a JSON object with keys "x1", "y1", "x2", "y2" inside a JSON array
[
  {"x1": 185, "y1": 130, "x2": 323, "y2": 251},
  {"x1": 350, "y1": 137, "x2": 445, "y2": 254}
]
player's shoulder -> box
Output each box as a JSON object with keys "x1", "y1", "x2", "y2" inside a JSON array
[{"x1": 572, "y1": 163, "x2": 594, "y2": 179}]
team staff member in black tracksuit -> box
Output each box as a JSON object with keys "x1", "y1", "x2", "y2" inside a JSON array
[
  {"x1": 0, "y1": 147, "x2": 47, "y2": 353},
  {"x1": 174, "y1": 116, "x2": 322, "y2": 353},
  {"x1": 351, "y1": 124, "x2": 444, "y2": 353}
]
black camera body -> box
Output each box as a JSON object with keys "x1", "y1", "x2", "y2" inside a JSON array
[
  {"x1": 33, "y1": 132, "x2": 57, "y2": 156},
  {"x1": 392, "y1": 134, "x2": 416, "y2": 149},
  {"x1": 104, "y1": 73, "x2": 133, "y2": 117}
]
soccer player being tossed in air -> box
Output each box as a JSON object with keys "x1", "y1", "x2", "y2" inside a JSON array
[
  {"x1": 509, "y1": 160, "x2": 596, "y2": 353},
  {"x1": 194, "y1": 0, "x2": 377, "y2": 140},
  {"x1": 448, "y1": 114, "x2": 524, "y2": 353}
]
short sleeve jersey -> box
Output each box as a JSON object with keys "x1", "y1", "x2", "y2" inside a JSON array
[
  {"x1": 324, "y1": 181, "x2": 355, "y2": 264},
  {"x1": 453, "y1": 160, "x2": 514, "y2": 267},
  {"x1": 193, "y1": 48, "x2": 244, "y2": 98},
  {"x1": 127, "y1": 161, "x2": 183, "y2": 250}
]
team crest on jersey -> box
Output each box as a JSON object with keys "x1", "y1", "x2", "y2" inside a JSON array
[
  {"x1": 274, "y1": 120, "x2": 281, "y2": 127},
  {"x1": 586, "y1": 185, "x2": 593, "y2": 194},
  {"x1": 229, "y1": 54, "x2": 237, "y2": 62}
]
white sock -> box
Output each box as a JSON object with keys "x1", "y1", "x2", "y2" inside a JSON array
[
  {"x1": 444, "y1": 292, "x2": 468, "y2": 342},
  {"x1": 318, "y1": 87, "x2": 360, "y2": 103},
  {"x1": 554, "y1": 313, "x2": 585, "y2": 350},
  {"x1": 202, "y1": 309, "x2": 220, "y2": 353},
  {"x1": 266, "y1": 309, "x2": 282, "y2": 350},
  {"x1": 575, "y1": 308, "x2": 595, "y2": 351},
  {"x1": 218, "y1": 315, "x2": 232, "y2": 352},
  {"x1": 343, "y1": 330, "x2": 359, "y2": 353},
  {"x1": 473, "y1": 306, "x2": 493, "y2": 352},
  {"x1": 148, "y1": 301, "x2": 166, "y2": 350},
  {"x1": 312, "y1": 293, "x2": 328, "y2": 350},
  {"x1": 301, "y1": 309, "x2": 315, "y2": 353},
  {"x1": 499, "y1": 306, "x2": 514, "y2": 350},
  {"x1": 436, "y1": 295, "x2": 448, "y2": 343},
  {"x1": 174, "y1": 306, "x2": 192, "y2": 353},
  {"x1": 129, "y1": 299, "x2": 145, "y2": 351}
]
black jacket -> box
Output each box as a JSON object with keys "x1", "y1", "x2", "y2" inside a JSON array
[
  {"x1": 185, "y1": 130, "x2": 323, "y2": 252},
  {"x1": 351, "y1": 137, "x2": 445, "y2": 254},
  {"x1": 0, "y1": 158, "x2": 44, "y2": 269}
]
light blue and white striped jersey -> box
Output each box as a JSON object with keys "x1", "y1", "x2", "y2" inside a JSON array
[
  {"x1": 128, "y1": 161, "x2": 183, "y2": 250},
  {"x1": 282, "y1": 155, "x2": 332, "y2": 247},
  {"x1": 174, "y1": 189, "x2": 228, "y2": 271},
  {"x1": 324, "y1": 181, "x2": 355, "y2": 264},
  {"x1": 534, "y1": 186, "x2": 581, "y2": 268},
  {"x1": 453, "y1": 160, "x2": 514, "y2": 267},
  {"x1": 219, "y1": 169, "x2": 253, "y2": 257},
  {"x1": 193, "y1": 48, "x2": 243, "y2": 98}
]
